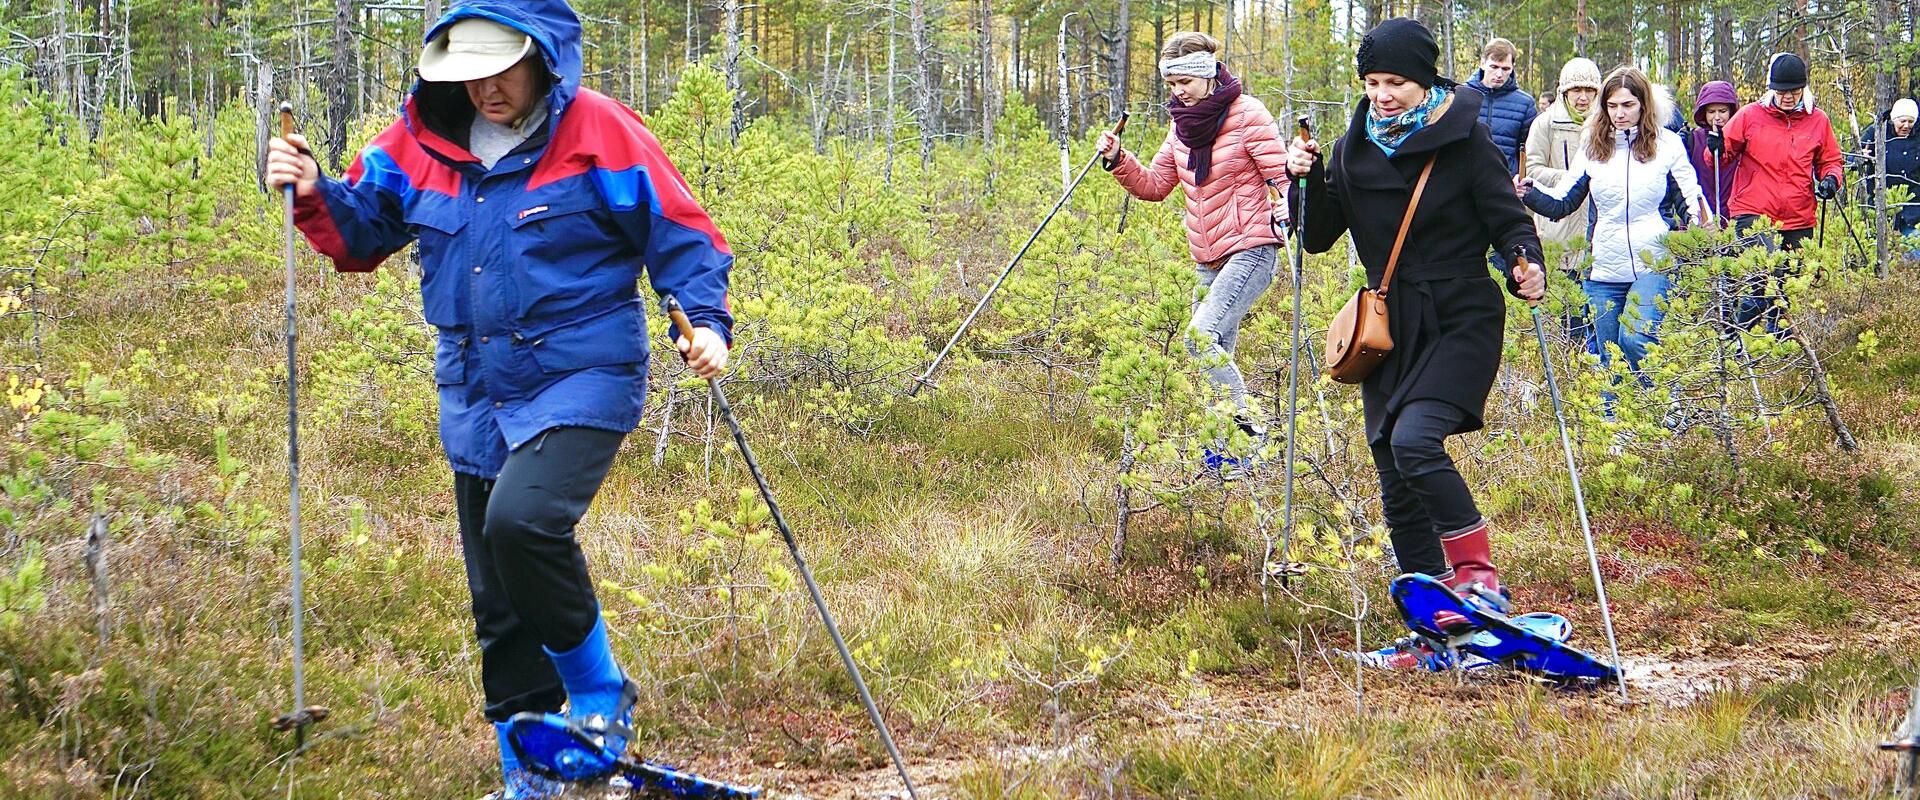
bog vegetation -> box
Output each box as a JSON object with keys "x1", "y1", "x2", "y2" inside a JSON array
[{"x1": 0, "y1": 4, "x2": 1916, "y2": 796}]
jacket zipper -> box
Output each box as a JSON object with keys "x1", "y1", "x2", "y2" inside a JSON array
[{"x1": 1621, "y1": 130, "x2": 1635, "y2": 281}]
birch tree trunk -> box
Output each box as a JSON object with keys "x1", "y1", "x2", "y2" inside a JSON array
[
  {"x1": 724, "y1": 0, "x2": 743, "y2": 140},
  {"x1": 1058, "y1": 13, "x2": 1073, "y2": 193}
]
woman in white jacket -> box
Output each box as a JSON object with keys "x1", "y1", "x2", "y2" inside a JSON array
[{"x1": 1522, "y1": 66, "x2": 1707, "y2": 405}]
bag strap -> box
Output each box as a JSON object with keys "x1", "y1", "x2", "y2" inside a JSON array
[{"x1": 1378, "y1": 154, "x2": 1438, "y2": 297}]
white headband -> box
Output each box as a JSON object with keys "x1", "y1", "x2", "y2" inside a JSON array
[{"x1": 1159, "y1": 51, "x2": 1218, "y2": 79}]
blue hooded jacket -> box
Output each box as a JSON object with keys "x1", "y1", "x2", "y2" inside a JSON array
[
  {"x1": 1465, "y1": 69, "x2": 1537, "y2": 174},
  {"x1": 294, "y1": 0, "x2": 734, "y2": 478}
]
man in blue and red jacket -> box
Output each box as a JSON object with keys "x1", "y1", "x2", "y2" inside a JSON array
[{"x1": 267, "y1": 0, "x2": 730, "y2": 794}]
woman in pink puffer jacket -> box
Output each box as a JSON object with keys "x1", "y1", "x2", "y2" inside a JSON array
[{"x1": 1098, "y1": 31, "x2": 1292, "y2": 444}]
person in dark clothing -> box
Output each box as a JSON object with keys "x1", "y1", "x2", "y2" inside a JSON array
[
  {"x1": 1464, "y1": 38, "x2": 1537, "y2": 274},
  {"x1": 1462, "y1": 37, "x2": 1537, "y2": 175},
  {"x1": 1854, "y1": 98, "x2": 1920, "y2": 254},
  {"x1": 1285, "y1": 18, "x2": 1545, "y2": 651},
  {"x1": 1658, "y1": 102, "x2": 1693, "y2": 230}
]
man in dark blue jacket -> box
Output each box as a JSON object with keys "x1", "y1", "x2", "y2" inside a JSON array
[
  {"x1": 267, "y1": 0, "x2": 732, "y2": 794},
  {"x1": 1463, "y1": 38, "x2": 1536, "y2": 175}
]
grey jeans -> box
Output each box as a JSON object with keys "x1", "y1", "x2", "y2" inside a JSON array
[{"x1": 1188, "y1": 244, "x2": 1279, "y2": 410}]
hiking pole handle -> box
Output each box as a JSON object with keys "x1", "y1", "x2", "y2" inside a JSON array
[
  {"x1": 663, "y1": 294, "x2": 699, "y2": 347},
  {"x1": 279, "y1": 102, "x2": 293, "y2": 139},
  {"x1": 1513, "y1": 245, "x2": 1543, "y2": 309},
  {"x1": 1112, "y1": 110, "x2": 1130, "y2": 136}
]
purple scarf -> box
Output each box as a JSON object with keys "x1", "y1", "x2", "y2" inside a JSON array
[{"x1": 1167, "y1": 63, "x2": 1244, "y2": 186}]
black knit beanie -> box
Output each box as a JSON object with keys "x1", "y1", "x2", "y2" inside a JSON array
[
  {"x1": 1356, "y1": 18, "x2": 1440, "y2": 89},
  {"x1": 1767, "y1": 53, "x2": 1808, "y2": 91}
]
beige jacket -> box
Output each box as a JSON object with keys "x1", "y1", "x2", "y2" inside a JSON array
[{"x1": 1524, "y1": 101, "x2": 1591, "y2": 247}]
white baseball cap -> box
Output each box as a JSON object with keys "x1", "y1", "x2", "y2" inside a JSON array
[
  {"x1": 1894, "y1": 98, "x2": 1919, "y2": 123},
  {"x1": 418, "y1": 18, "x2": 533, "y2": 82}
]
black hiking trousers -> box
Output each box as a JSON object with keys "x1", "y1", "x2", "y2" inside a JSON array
[
  {"x1": 453, "y1": 426, "x2": 625, "y2": 722},
  {"x1": 1369, "y1": 400, "x2": 1482, "y2": 577}
]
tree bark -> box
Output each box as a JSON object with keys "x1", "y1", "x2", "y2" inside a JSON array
[
  {"x1": 886, "y1": 0, "x2": 899, "y2": 184},
  {"x1": 912, "y1": 0, "x2": 935, "y2": 169},
  {"x1": 1111, "y1": 0, "x2": 1131, "y2": 117},
  {"x1": 1058, "y1": 13, "x2": 1073, "y2": 193},
  {"x1": 327, "y1": 0, "x2": 357, "y2": 171},
  {"x1": 978, "y1": 0, "x2": 996, "y2": 192},
  {"x1": 724, "y1": 0, "x2": 743, "y2": 140},
  {"x1": 1713, "y1": 0, "x2": 1733, "y2": 80}
]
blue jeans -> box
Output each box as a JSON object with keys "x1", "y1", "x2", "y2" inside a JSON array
[
  {"x1": 1584, "y1": 273, "x2": 1670, "y2": 403},
  {"x1": 1189, "y1": 245, "x2": 1278, "y2": 410}
]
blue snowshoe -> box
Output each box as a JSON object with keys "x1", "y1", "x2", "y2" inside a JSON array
[
  {"x1": 506, "y1": 703, "x2": 637, "y2": 783},
  {"x1": 1390, "y1": 572, "x2": 1620, "y2": 684},
  {"x1": 1349, "y1": 612, "x2": 1571, "y2": 672},
  {"x1": 506, "y1": 708, "x2": 761, "y2": 798}
]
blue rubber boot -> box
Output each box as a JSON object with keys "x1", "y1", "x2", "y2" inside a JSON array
[{"x1": 506, "y1": 616, "x2": 639, "y2": 782}]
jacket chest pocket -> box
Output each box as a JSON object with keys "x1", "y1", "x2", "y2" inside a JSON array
[
  {"x1": 509, "y1": 195, "x2": 618, "y2": 266},
  {"x1": 405, "y1": 196, "x2": 471, "y2": 327},
  {"x1": 507, "y1": 194, "x2": 628, "y2": 318}
]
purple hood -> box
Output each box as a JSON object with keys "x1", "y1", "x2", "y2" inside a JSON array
[{"x1": 1693, "y1": 81, "x2": 1740, "y2": 127}]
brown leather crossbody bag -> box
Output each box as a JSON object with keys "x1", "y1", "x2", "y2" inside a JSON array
[{"x1": 1323, "y1": 154, "x2": 1437, "y2": 384}]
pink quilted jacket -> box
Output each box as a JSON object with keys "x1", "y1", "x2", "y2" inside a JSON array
[{"x1": 1110, "y1": 94, "x2": 1293, "y2": 265}]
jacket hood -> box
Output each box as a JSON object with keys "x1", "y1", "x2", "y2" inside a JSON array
[
  {"x1": 1760, "y1": 88, "x2": 1818, "y2": 118},
  {"x1": 420, "y1": 0, "x2": 583, "y2": 120},
  {"x1": 1582, "y1": 82, "x2": 1677, "y2": 146},
  {"x1": 1692, "y1": 81, "x2": 1740, "y2": 127}
]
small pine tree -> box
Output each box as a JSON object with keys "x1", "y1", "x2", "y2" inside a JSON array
[{"x1": 97, "y1": 98, "x2": 218, "y2": 278}]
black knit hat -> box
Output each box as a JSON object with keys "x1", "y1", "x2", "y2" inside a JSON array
[
  {"x1": 1356, "y1": 18, "x2": 1440, "y2": 89},
  {"x1": 1767, "y1": 52, "x2": 1808, "y2": 91}
]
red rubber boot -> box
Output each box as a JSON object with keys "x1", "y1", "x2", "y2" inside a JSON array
[
  {"x1": 1432, "y1": 519, "x2": 1507, "y2": 630},
  {"x1": 1440, "y1": 519, "x2": 1502, "y2": 600}
]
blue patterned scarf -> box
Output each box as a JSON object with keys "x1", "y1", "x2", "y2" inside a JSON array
[{"x1": 1366, "y1": 86, "x2": 1449, "y2": 157}]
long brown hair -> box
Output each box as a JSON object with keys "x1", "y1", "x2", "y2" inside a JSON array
[{"x1": 1584, "y1": 66, "x2": 1659, "y2": 164}]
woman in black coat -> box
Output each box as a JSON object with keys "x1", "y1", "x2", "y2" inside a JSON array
[{"x1": 1285, "y1": 18, "x2": 1545, "y2": 621}]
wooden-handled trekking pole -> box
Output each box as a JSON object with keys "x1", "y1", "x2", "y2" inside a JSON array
[
  {"x1": 663, "y1": 297, "x2": 920, "y2": 799},
  {"x1": 909, "y1": 113, "x2": 1130, "y2": 395},
  {"x1": 1516, "y1": 246, "x2": 1627, "y2": 701},
  {"x1": 269, "y1": 102, "x2": 329, "y2": 747}
]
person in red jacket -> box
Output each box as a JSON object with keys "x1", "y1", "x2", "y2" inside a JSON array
[
  {"x1": 1723, "y1": 53, "x2": 1843, "y2": 249},
  {"x1": 1722, "y1": 52, "x2": 1841, "y2": 331}
]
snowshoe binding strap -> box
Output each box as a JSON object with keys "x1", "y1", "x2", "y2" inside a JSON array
[{"x1": 507, "y1": 677, "x2": 643, "y2": 782}]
